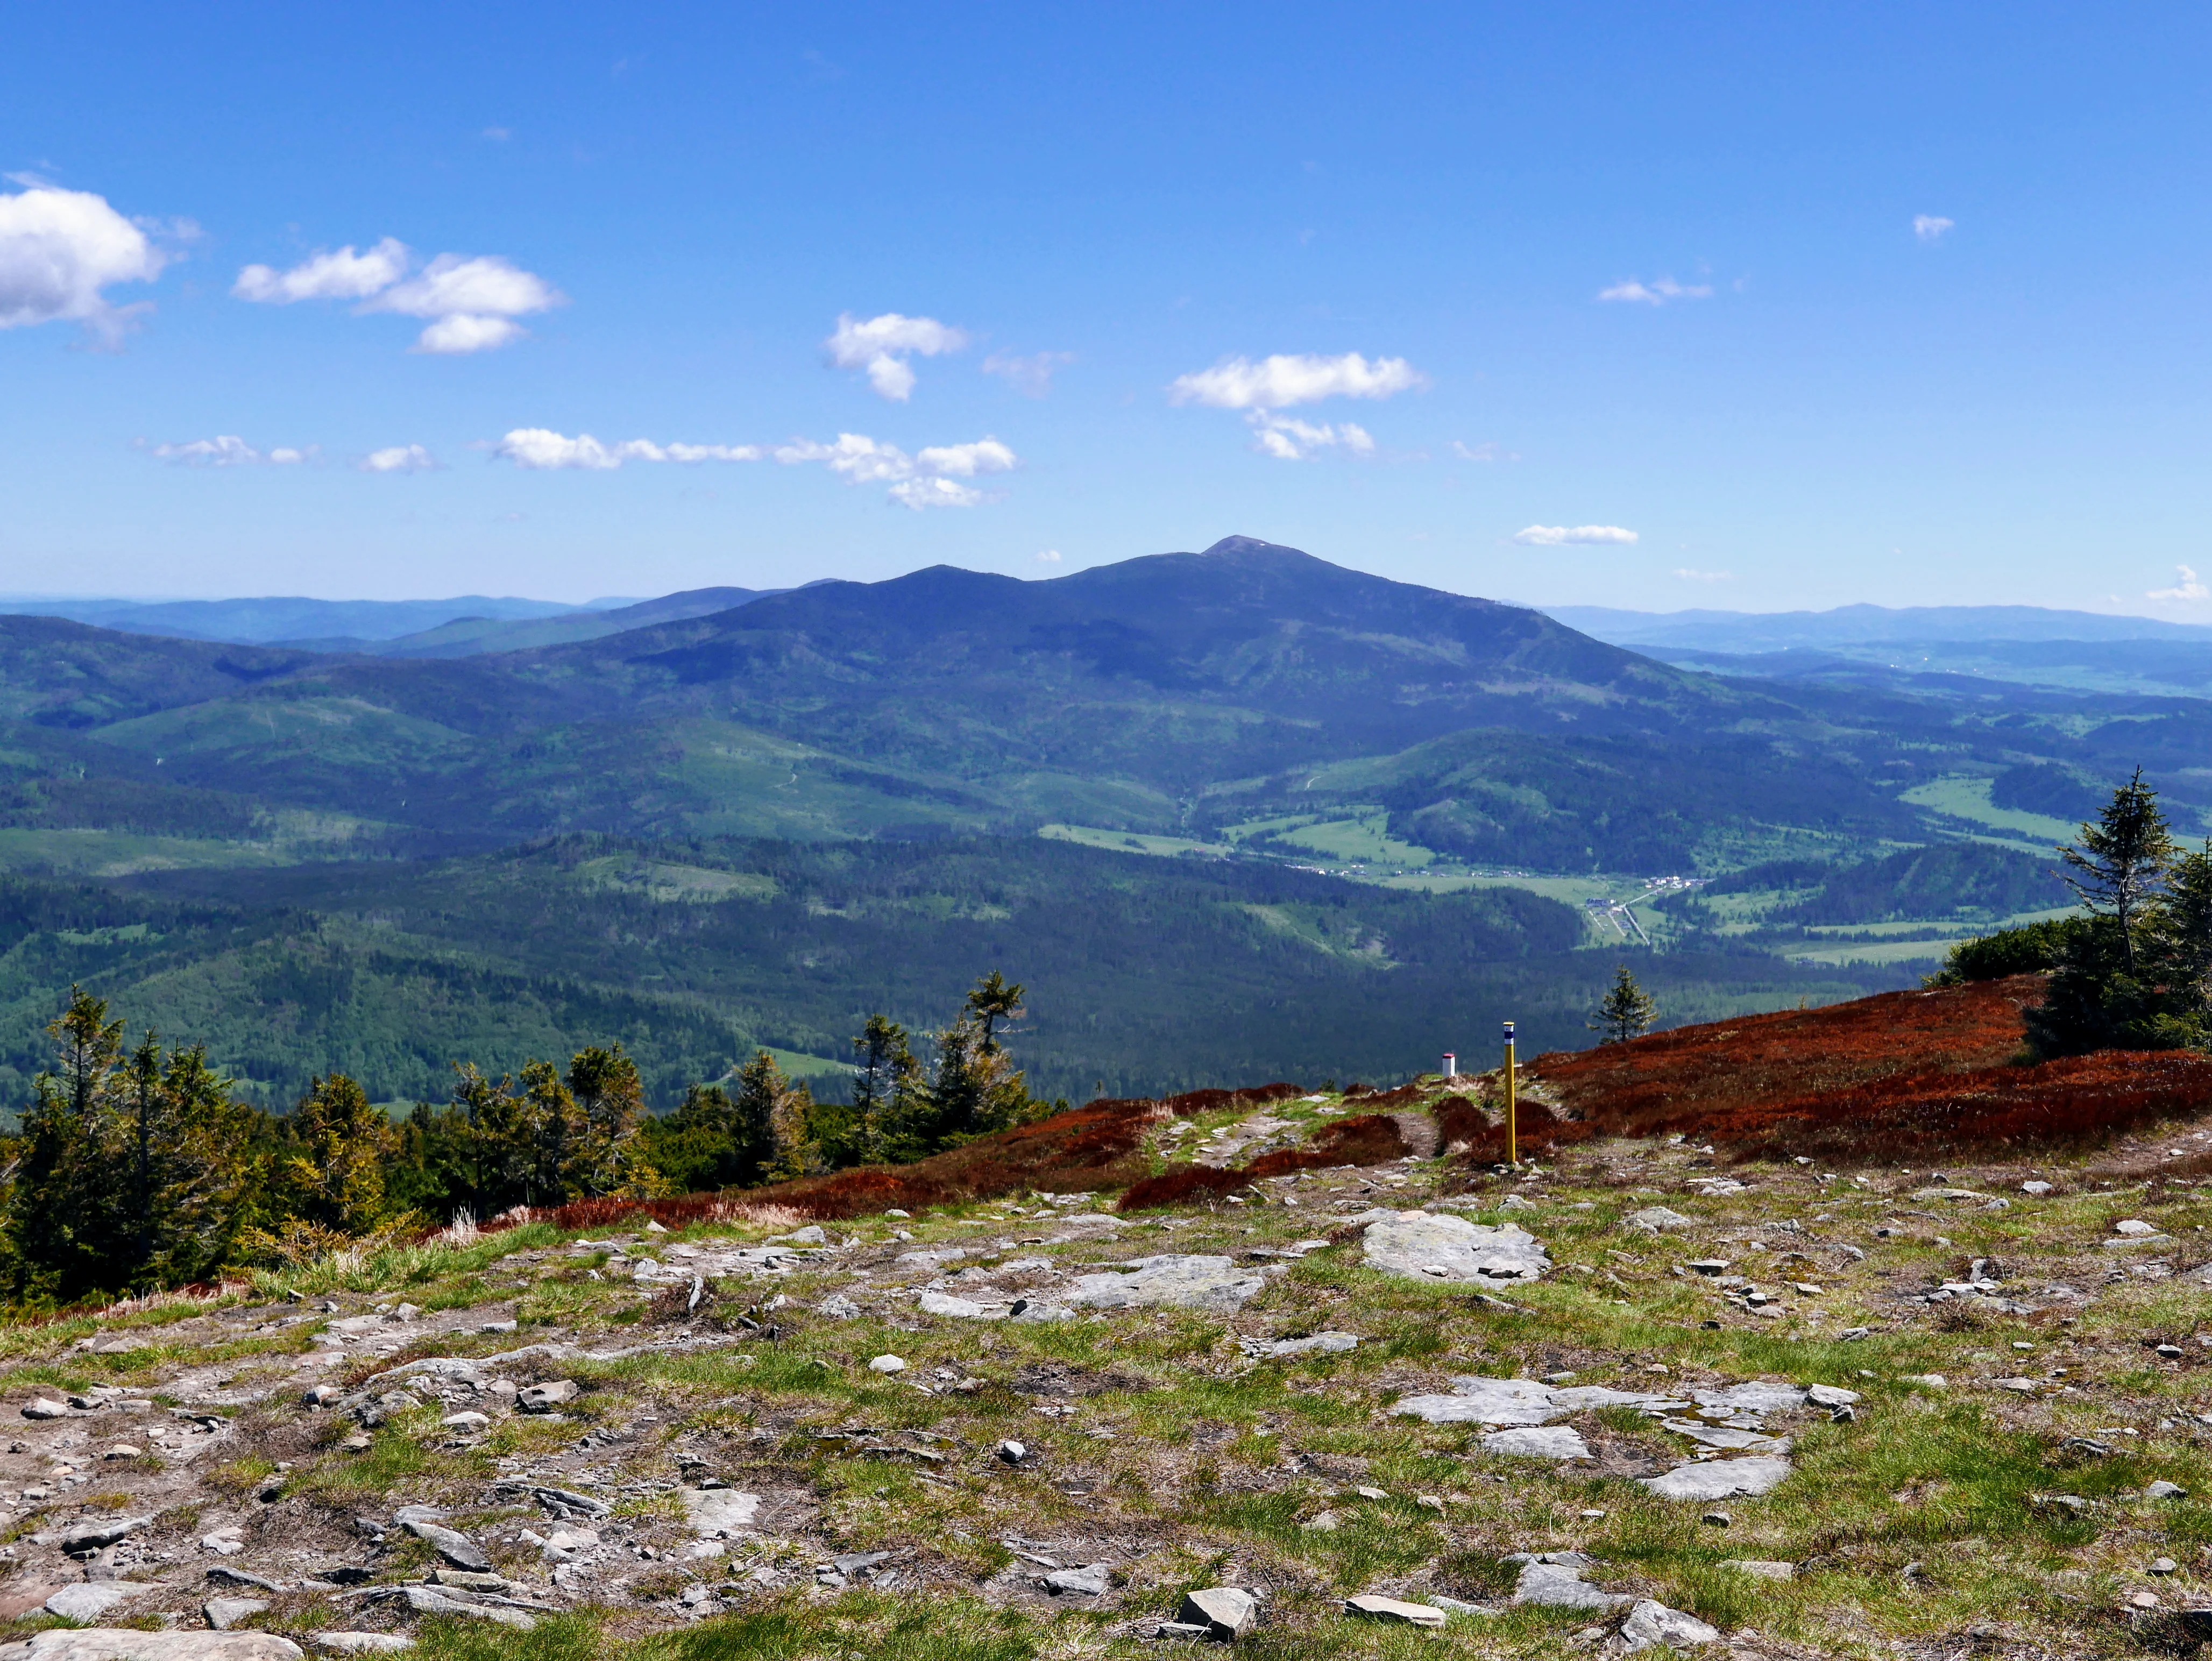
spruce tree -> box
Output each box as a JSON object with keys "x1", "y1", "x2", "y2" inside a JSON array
[
  {"x1": 2059, "y1": 767, "x2": 2174, "y2": 976},
  {"x1": 568, "y1": 1045, "x2": 653, "y2": 1195},
  {"x1": 849, "y1": 1014, "x2": 923, "y2": 1165},
  {"x1": 1589, "y1": 963, "x2": 1658, "y2": 1044},
  {"x1": 2029, "y1": 771, "x2": 2187, "y2": 1056},
  {"x1": 279, "y1": 1074, "x2": 395, "y2": 1234}
]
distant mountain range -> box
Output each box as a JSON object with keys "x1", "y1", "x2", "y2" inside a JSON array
[
  {"x1": 1544, "y1": 601, "x2": 2212, "y2": 649},
  {"x1": 1, "y1": 534, "x2": 2195, "y2": 1108}
]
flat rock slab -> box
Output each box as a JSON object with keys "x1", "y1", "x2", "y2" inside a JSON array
[
  {"x1": 1641, "y1": 1457, "x2": 1792, "y2": 1501},
  {"x1": 1482, "y1": 1425, "x2": 1592, "y2": 1461},
  {"x1": 1243, "y1": 1331, "x2": 1359, "y2": 1358},
  {"x1": 1514, "y1": 1560, "x2": 1627, "y2": 1610},
  {"x1": 45, "y1": 1584, "x2": 159, "y2": 1621},
  {"x1": 1392, "y1": 1375, "x2": 1675, "y2": 1427},
  {"x1": 680, "y1": 1487, "x2": 761, "y2": 1537},
  {"x1": 1, "y1": 1637, "x2": 304, "y2": 1661},
  {"x1": 917, "y1": 1291, "x2": 1006, "y2": 1319},
  {"x1": 399, "y1": 1587, "x2": 534, "y2": 1629},
  {"x1": 1362, "y1": 1213, "x2": 1550, "y2": 1284},
  {"x1": 1062, "y1": 1255, "x2": 1273, "y2": 1312},
  {"x1": 1344, "y1": 1595, "x2": 1447, "y2": 1628},
  {"x1": 204, "y1": 1599, "x2": 270, "y2": 1631},
  {"x1": 1661, "y1": 1419, "x2": 1790, "y2": 1453},
  {"x1": 1622, "y1": 1599, "x2": 1721, "y2": 1651},
  {"x1": 1623, "y1": 1206, "x2": 1695, "y2": 1232},
  {"x1": 314, "y1": 1639, "x2": 414, "y2": 1655}
]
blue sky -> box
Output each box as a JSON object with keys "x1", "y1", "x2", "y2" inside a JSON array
[{"x1": 4, "y1": 3, "x2": 2211, "y2": 614}]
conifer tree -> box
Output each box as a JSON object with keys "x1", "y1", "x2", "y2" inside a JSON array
[
  {"x1": 568, "y1": 1045, "x2": 654, "y2": 1195},
  {"x1": 730, "y1": 1050, "x2": 819, "y2": 1184},
  {"x1": 849, "y1": 1014, "x2": 925, "y2": 1165},
  {"x1": 2030, "y1": 772, "x2": 2186, "y2": 1056},
  {"x1": 1589, "y1": 963, "x2": 1658, "y2": 1044},
  {"x1": 278, "y1": 1074, "x2": 395, "y2": 1234}
]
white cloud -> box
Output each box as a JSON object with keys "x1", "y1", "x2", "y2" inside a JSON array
[
  {"x1": 1597, "y1": 276, "x2": 1713, "y2": 306},
  {"x1": 982, "y1": 350, "x2": 1073, "y2": 396},
  {"x1": 1450, "y1": 440, "x2": 1509, "y2": 462},
  {"x1": 0, "y1": 186, "x2": 168, "y2": 342},
  {"x1": 1034, "y1": 549, "x2": 1063, "y2": 563},
  {"x1": 1249, "y1": 414, "x2": 1374, "y2": 460},
  {"x1": 233, "y1": 242, "x2": 562, "y2": 353},
  {"x1": 370, "y1": 253, "x2": 562, "y2": 320},
  {"x1": 888, "y1": 477, "x2": 986, "y2": 509},
  {"x1": 413, "y1": 314, "x2": 527, "y2": 354},
  {"x1": 1672, "y1": 567, "x2": 1731, "y2": 581},
  {"x1": 494, "y1": 429, "x2": 753, "y2": 470},
  {"x1": 1913, "y1": 215, "x2": 1955, "y2": 243},
  {"x1": 492, "y1": 423, "x2": 1010, "y2": 507},
  {"x1": 233, "y1": 239, "x2": 409, "y2": 303},
  {"x1": 359, "y1": 444, "x2": 440, "y2": 474},
  {"x1": 147, "y1": 435, "x2": 313, "y2": 467},
  {"x1": 1513, "y1": 524, "x2": 1640, "y2": 546},
  {"x1": 826, "y1": 311, "x2": 969, "y2": 401},
  {"x1": 1168, "y1": 351, "x2": 1426, "y2": 410},
  {"x1": 914, "y1": 438, "x2": 1016, "y2": 477},
  {"x1": 775, "y1": 430, "x2": 1013, "y2": 506},
  {"x1": 2148, "y1": 564, "x2": 2210, "y2": 602}
]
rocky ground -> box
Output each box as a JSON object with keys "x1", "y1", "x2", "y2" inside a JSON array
[{"x1": 3, "y1": 1088, "x2": 2212, "y2": 1661}]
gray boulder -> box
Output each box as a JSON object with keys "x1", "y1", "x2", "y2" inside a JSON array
[
  {"x1": 1178, "y1": 1587, "x2": 1257, "y2": 1638},
  {"x1": 1621, "y1": 1599, "x2": 1720, "y2": 1651},
  {"x1": 1362, "y1": 1213, "x2": 1550, "y2": 1284},
  {"x1": 1043, "y1": 1563, "x2": 1112, "y2": 1596},
  {"x1": 680, "y1": 1487, "x2": 761, "y2": 1537},
  {"x1": 203, "y1": 1599, "x2": 269, "y2": 1631},
  {"x1": 45, "y1": 1585, "x2": 158, "y2": 1621},
  {"x1": 1623, "y1": 1206, "x2": 1694, "y2": 1233},
  {"x1": 402, "y1": 1518, "x2": 492, "y2": 1572},
  {"x1": 1513, "y1": 1557, "x2": 1626, "y2": 1610}
]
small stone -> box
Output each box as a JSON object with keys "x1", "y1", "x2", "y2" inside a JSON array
[
  {"x1": 1623, "y1": 1206, "x2": 1693, "y2": 1233},
  {"x1": 679, "y1": 1487, "x2": 761, "y2": 1538},
  {"x1": 2116, "y1": 1219, "x2": 2157, "y2": 1236},
  {"x1": 644, "y1": 1220, "x2": 669, "y2": 1233},
  {"x1": 885, "y1": 1209, "x2": 911, "y2": 1219},
  {"x1": 317, "y1": 1637, "x2": 415, "y2": 1655},
  {"x1": 205, "y1": 1598, "x2": 270, "y2": 1630},
  {"x1": 202, "y1": 1531, "x2": 245, "y2": 1556},
  {"x1": 1302, "y1": 1510, "x2": 1340, "y2": 1531},
  {"x1": 21, "y1": 1399, "x2": 67, "y2": 1421},
  {"x1": 2158, "y1": 1344, "x2": 2186, "y2": 1360},
  {"x1": 62, "y1": 1515, "x2": 153, "y2": 1553},
  {"x1": 302, "y1": 1385, "x2": 341, "y2": 1407},
  {"x1": 997, "y1": 1441, "x2": 1026, "y2": 1464},
  {"x1": 1620, "y1": 1598, "x2": 1720, "y2": 1651},
  {"x1": 1643, "y1": 1458, "x2": 1790, "y2": 1501},
  {"x1": 102, "y1": 1444, "x2": 142, "y2": 1461},
  {"x1": 1354, "y1": 1485, "x2": 1389, "y2": 1501},
  {"x1": 1702, "y1": 1511, "x2": 1732, "y2": 1528},
  {"x1": 1514, "y1": 1559, "x2": 1627, "y2": 1610},
  {"x1": 868, "y1": 1354, "x2": 908, "y2": 1374},
  {"x1": 817, "y1": 1294, "x2": 861, "y2": 1319},
  {"x1": 516, "y1": 1380, "x2": 579, "y2": 1412},
  {"x1": 1416, "y1": 1494, "x2": 1444, "y2": 1512},
  {"x1": 1344, "y1": 1594, "x2": 1447, "y2": 1628},
  {"x1": 2150, "y1": 1480, "x2": 2190, "y2": 1500},
  {"x1": 439, "y1": 1412, "x2": 490, "y2": 1431},
  {"x1": 1179, "y1": 1586, "x2": 1257, "y2": 1638},
  {"x1": 1720, "y1": 1559, "x2": 1794, "y2": 1580},
  {"x1": 1902, "y1": 1374, "x2": 1949, "y2": 1389},
  {"x1": 2153, "y1": 1558, "x2": 2179, "y2": 1575},
  {"x1": 1043, "y1": 1563, "x2": 1111, "y2": 1596},
  {"x1": 2131, "y1": 1590, "x2": 2163, "y2": 1609},
  {"x1": 2022, "y1": 1180, "x2": 2053, "y2": 1195},
  {"x1": 401, "y1": 1518, "x2": 492, "y2": 1573}
]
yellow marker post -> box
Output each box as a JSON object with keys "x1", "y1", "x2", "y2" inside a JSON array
[{"x1": 1502, "y1": 1019, "x2": 1518, "y2": 1167}]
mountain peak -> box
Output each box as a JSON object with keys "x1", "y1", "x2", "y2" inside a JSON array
[{"x1": 1197, "y1": 535, "x2": 1306, "y2": 560}]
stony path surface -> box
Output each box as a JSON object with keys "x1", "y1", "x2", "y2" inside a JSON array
[{"x1": 0, "y1": 1093, "x2": 2206, "y2": 1659}]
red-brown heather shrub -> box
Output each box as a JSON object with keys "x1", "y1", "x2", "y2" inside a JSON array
[
  {"x1": 1525, "y1": 973, "x2": 2212, "y2": 1160},
  {"x1": 480, "y1": 1082, "x2": 1308, "y2": 1233},
  {"x1": 1430, "y1": 1093, "x2": 1488, "y2": 1152}
]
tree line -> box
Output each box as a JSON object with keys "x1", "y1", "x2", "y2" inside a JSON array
[{"x1": 1, "y1": 971, "x2": 1045, "y2": 1308}]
